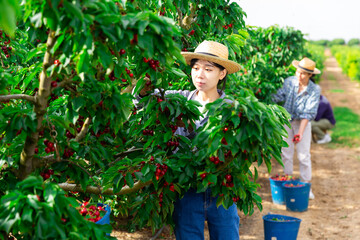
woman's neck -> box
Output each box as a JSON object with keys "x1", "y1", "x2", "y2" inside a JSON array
[{"x1": 197, "y1": 89, "x2": 221, "y2": 103}]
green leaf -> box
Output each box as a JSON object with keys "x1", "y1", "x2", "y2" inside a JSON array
[
  {"x1": 138, "y1": 34, "x2": 154, "y2": 56},
  {"x1": 21, "y1": 206, "x2": 33, "y2": 222},
  {"x1": 169, "y1": 67, "x2": 187, "y2": 78},
  {"x1": 63, "y1": 1, "x2": 84, "y2": 20},
  {"x1": 72, "y1": 96, "x2": 85, "y2": 112},
  {"x1": 22, "y1": 63, "x2": 42, "y2": 89},
  {"x1": 69, "y1": 140, "x2": 80, "y2": 151},
  {"x1": 0, "y1": 0, "x2": 19, "y2": 37},
  {"x1": 96, "y1": 44, "x2": 112, "y2": 69},
  {"x1": 52, "y1": 34, "x2": 65, "y2": 54},
  {"x1": 43, "y1": 6, "x2": 59, "y2": 30},
  {"x1": 76, "y1": 49, "x2": 90, "y2": 74},
  {"x1": 125, "y1": 172, "x2": 134, "y2": 188}
]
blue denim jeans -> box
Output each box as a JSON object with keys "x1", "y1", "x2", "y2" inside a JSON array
[{"x1": 173, "y1": 188, "x2": 240, "y2": 240}]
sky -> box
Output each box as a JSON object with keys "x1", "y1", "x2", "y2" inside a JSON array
[{"x1": 233, "y1": 0, "x2": 360, "y2": 42}]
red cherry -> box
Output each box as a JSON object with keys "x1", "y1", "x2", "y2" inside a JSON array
[
  {"x1": 143, "y1": 57, "x2": 149, "y2": 63},
  {"x1": 119, "y1": 49, "x2": 126, "y2": 55},
  {"x1": 43, "y1": 173, "x2": 50, "y2": 179},
  {"x1": 225, "y1": 174, "x2": 232, "y2": 182},
  {"x1": 54, "y1": 59, "x2": 60, "y2": 65},
  {"x1": 223, "y1": 127, "x2": 228, "y2": 132},
  {"x1": 121, "y1": 78, "x2": 127, "y2": 82},
  {"x1": 51, "y1": 81, "x2": 58, "y2": 88},
  {"x1": 188, "y1": 30, "x2": 195, "y2": 36}
]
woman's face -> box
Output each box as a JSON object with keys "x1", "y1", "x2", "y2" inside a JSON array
[
  {"x1": 296, "y1": 69, "x2": 312, "y2": 86},
  {"x1": 191, "y1": 59, "x2": 227, "y2": 93}
]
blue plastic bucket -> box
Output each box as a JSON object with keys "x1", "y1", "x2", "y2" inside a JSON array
[
  {"x1": 96, "y1": 203, "x2": 111, "y2": 235},
  {"x1": 269, "y1": 177, "x2": 297, "y2": 205},
  {"x1": 263, "y1": 214, "x2": 301, "y2": 240},
  {"x1": 282, "y1": 182, "x2": 311, "y2": 212}
]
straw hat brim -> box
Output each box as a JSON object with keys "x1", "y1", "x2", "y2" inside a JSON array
[
  {"x1": 181, "y1": 52, "x2": 241, "y2": 74},
  {"x1": 292, "y1": 60, "x2": 321, "y2": 74}
]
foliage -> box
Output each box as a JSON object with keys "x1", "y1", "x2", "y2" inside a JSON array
[
  {"x1": 0, "y1": 175, "x2": 113, "y2": 239},
  {"x1": 227, "y1": 25, "x2": 323, "y2": 104},
  {"x1": 309, "y1": 39, "x2": 330, "y2": 47},
  {"x1": 331, "y1": 45, "x2": 360, "y2": 81},
  {"x1": 306, "y1": 43, "x2": 326, "y2": 82},
  {"x1": 329, "y1": 38, "x2": 346, "y2": 46},
  {"x1": 348, "y1": 38, "x2": 360, "y2": 46},
  {"x1": 0, "y1": 0, "x2": 304, "y2": 236},
  {"x1": 330, "y1": 107, "x2": 360, "y2": 147}
]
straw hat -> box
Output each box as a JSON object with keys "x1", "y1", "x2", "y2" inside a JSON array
[
  {"x1": 181, "y1": 40, "x2": 241, "y2": 74},
  {"x1": 292, "y1": 57, "x2": 321, "y2": 74}
]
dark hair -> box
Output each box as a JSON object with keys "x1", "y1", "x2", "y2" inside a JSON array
[{"x1": 190, "y1": 58, "x2": 228, "y2": 92}]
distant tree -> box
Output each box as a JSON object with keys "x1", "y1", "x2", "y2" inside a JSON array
[
  {"x1": 309, "y1": 39, "x2": 329, "y2": 46},
  {"x1": 330, "y1": 38, "x2": 346, "y2": 46},
  {"x1": 348, "y1": 38, "x2": 360, "y2": 46}
]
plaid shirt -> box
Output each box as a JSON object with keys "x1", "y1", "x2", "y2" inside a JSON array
[{"x1": 272, "y1": 76, "x2": 321, "y2": 121}]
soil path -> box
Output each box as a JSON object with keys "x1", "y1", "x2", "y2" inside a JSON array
[{"x1": 112, "y1": 50, "x2": 360, "y2": 239}]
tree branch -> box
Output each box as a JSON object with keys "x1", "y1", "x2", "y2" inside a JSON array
[
  {"x1": 58, "y1": 179, "x2": 153, "y2": 195},
  {"x1": 75, "y1": 117, "x2": 92, "y2": 142},
  {"x1": 0, "y1": 94, "x2": 36, "y2": 103},
  {"x1": 122, "y1": 77, "x2": 139, "y2": 94},
  {"x1": 19, "y1": 29, "x2": 58, "y2": 180},
  {"x1": 174, "y1": 3, "x2": 185, "y2": 29},
  {"x1": 182, "y1": 3, "x2": 197, "y2": 30}
]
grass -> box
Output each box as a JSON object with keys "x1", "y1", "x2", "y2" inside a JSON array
[
  {"x1": 327, "y1": 73, "x2": 336, "y2": 81},
  {"x1": 330, "y1": 107, "x2": 360, "y2": 147},
  {"x1": 330, "y1": 89, "x2": 345, "y2": 93}
]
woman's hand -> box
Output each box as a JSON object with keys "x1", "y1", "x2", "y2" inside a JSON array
[{"x1": 292, "y1": 134, "x2": 302, "y2": 143}]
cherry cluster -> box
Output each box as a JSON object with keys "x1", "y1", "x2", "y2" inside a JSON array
[
  {"x1": 223, "y1": 23, "x2": 233, "y2": 29},
  {"x1": 143, "y1": 57, "x2": 160, "y2": 71},
  {"x1": 232, "y1": 196, "x2": 240, "y2": 202},
  {"x1": 79, "y1": 202, "x2": 106, "y2": 223},
  {"x1": 1, "y1": 45, "x2": 11, "y2": 58},
  {"x1": 271, "y1": 174, "x2": 293, "y2": 181},
  {"x1": 166, "y1": 139, "x2": 180, "y2": 149},
  {"x1": 169, "y1": 124, "x2": 178, "y2": 133},
  {"x1": 155, "y1": 163, "x2": 168, "y2": 180},
  {"x1": 43, "y1": 139, "x2": 55, "y2": 153},
  {"x1": 209, "y1": 156, "x2": 220, "y2": 165},
  {"x1": 222, "y1": 174, "x2": 234, "y2": 188},
  {"x1": 142, "y1": 129, "x2": 154, "y2": 136},
  {"x1": 63, "y1": 148, "x2": 75, "y2": 158},
  {"x1": 40, "y1": 169, "x2": 54, "y2": 180}
]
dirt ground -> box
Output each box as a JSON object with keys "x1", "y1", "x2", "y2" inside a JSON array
[{"x1": 111, "y1": 49, "x2": 360, "y2": 239}]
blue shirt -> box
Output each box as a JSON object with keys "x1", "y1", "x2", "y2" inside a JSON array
[{"x1": 272, "y1": 76, "x2": 321, "y2": 121}]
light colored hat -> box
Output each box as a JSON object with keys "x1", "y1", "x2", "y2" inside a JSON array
[
  {"x1": 181, "y1": 40, "x2": 241, "y2": 74},
  {"x1": 292, "y1": 57, "x2": 321, "y2": 74}
]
